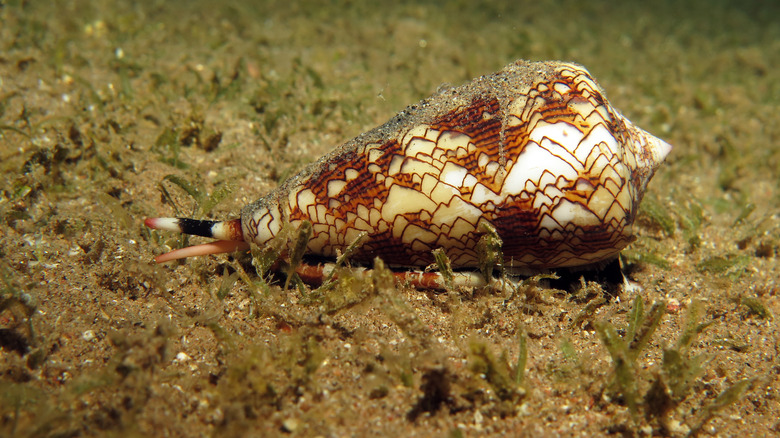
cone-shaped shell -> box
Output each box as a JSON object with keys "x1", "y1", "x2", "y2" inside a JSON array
[{"x1": 238, "y1": 60, "x2": 671, "y2": 269}]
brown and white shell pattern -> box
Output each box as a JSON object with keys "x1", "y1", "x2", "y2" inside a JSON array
[
  {"x1": 240, "y1": 60, "x2": 671, "y2": 268},
  {"x1": 147, "y1": 60, "x2": 671, "y2": 272}
]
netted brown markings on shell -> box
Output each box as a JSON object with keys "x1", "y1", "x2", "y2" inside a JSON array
[
  {"x1": 341, "y1": 73, "x2": 607, "y2": 265},
  {"x1": 145, "y1": 60, "x2": 670, "y2": 275},
  {"x1": 289, "y1": 100, "x2": 508, "y2": 265},
  {"x1": 298, "y1": 67, "x2": 643, "y2": 267},
  {"x1": 287, "y1": 138, "x2": 409, "y2": 264},
  {"x1": 279, "y1": 68, "x2": 631, "y2": 268},
  {"x1": 279, "y1": 96, "x2": 498, "y2": 267},
  {"x1": 495, "y1": 70, "x2": 637, "y2": 267}
]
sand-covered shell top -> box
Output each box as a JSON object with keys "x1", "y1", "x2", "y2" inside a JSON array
[{"x1": 239, "y1": 60, "x2": 671, "y2": 269}]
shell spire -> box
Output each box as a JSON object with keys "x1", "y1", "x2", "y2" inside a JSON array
[{"x1": 147, "y1": 60, "x2": 671, "y2": 273}]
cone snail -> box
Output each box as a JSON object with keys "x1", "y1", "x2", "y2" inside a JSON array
[{"x1": 145, "y1": 60, "x2": 671, "y2": 287}]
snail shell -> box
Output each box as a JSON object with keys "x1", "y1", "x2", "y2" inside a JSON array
[{"x1": 146, "y1": 60, "x2": 671, "y2": 272}]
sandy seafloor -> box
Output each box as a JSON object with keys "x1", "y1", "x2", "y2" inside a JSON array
[{"x1": 1, "y1": 0, "x2": 779, "y2": 436}]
